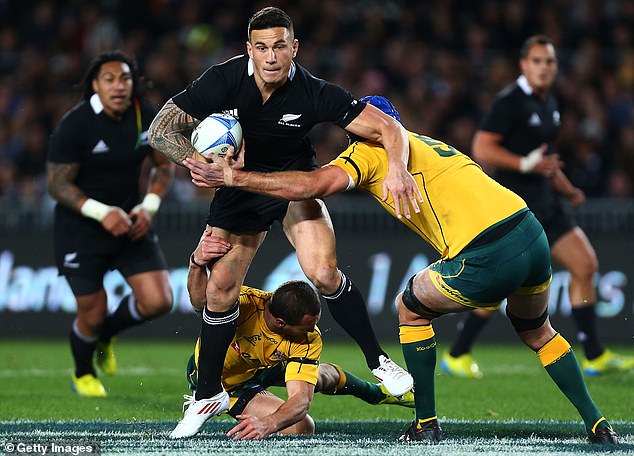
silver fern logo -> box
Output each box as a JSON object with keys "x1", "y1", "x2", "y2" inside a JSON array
[{"x1": 278, "y1": 113, "x2": 302, "y2": 127}]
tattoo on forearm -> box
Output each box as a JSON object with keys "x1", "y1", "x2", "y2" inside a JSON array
[
  {"x1": 46, "y1": 162, "x2": 85, "y2": 210},
  {"x1": 148, "y1": 99, "x2": 200, "y2": 164},
  {"x1": 148, "y1": 163, "x2": 175, "y2": 194}
]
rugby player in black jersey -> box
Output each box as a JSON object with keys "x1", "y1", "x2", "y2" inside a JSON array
[
  {"x1": 183, "y1": 95, "x2": 619, "y2": 445},
  {"x1": 149, "y1": 7, "x2": 421, "y2": 437},
  {"x1": 442, "y1": 35, "x2": 634, "y2": 379},
  {"x1": 47, "y1": 51, "x2": 176, "y2": 397}
]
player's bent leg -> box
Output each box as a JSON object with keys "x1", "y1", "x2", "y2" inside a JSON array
[
  {"x1": 285, "y1": 200, "x2": 411, "y2": 393},
  {"x1": 127, "y1": 270, "x2": 173, "y2": 318},
  {"x1": 70, "y1": 289, "x2": 108, "y2": 395},
  {"x1": 241, "y1": 391, "x2": 315, "y2": 436},
  {"x1": 506, "y1": 293, "x2": 617, "y2": 445},
  {"x1": 551, "y1": 228, "x2": 616, "y2": 369},
  {"x1": 196, "y1": 230, "x2": 265, "y2": 401},
  {"x1": 317, "y1": 363, "x2": 414, "y2": 407},
  {"x1": 397, "y1": 270, "x2": 475, "y2": 443}
]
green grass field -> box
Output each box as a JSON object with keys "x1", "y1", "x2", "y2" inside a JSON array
[{"x1": 0, "y1": 340, "x2": 632, "y2": 455}]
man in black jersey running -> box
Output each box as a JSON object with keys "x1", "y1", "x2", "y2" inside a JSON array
[
  {"x1": 149, "y1": 7, "x2": 421, "y2": 438},
  {"x1": 442, "y1": 35, "x2": 634, "y2": 379},
  {"x1": 47, "y1": 51, "x2": 176, "y2": 397}
]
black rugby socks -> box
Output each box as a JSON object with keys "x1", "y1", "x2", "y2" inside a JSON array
[
  {"x1": 195, "y1": 303, "x2": 239, "y2": 400},
  {"x1": 571, "y1": 305, "x2": 604, "y2": 360},
  {"x1": 449, "y1": 311, "x2": 492, "y2": 357},
  {"x1": 322, "y1": 272, "x2": 385, "y2": 370},
  {"x1": 70, "y1": 320, "x2": 98, "y2": 377},
  {"x1": 99, "y1": 295, "x2": 144, "y2": 343}
]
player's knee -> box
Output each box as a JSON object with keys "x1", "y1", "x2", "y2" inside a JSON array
[
  {"x1": 278, "y1": 414, "x2": 315, "y2": 435},
  {"x1": 295, "y1": 414, "x2": 315, "y2": 435},
  {"x1": 205, "y1": 278, "x2": 241, "y2": 311},
  {"x1": 572, "y1": 258, "x2": 598, "y2": 281},
  {"x1": 316, "y1": 363, "x2": 342, "y2": 394},
  {"x1": 305, "y1": 265, "x2": 339, "y2": 295},
  {"x1": 77, "y1": 302, "x2": 108, "y2": 331},
  {"x1": 506, "y1": 308, "x2": 555, "y2": 350},
  {"x1": 135, "y1": 291, "x2": 173, "y2": 319}
]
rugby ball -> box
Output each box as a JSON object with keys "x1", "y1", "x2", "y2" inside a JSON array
[{"x1": 191, "y1": 113, "x2": 242, "y2": 158}]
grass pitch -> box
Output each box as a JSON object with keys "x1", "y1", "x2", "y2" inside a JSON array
[{"x1": 0, "y1": 340, "x2": 632, "y2": 455}]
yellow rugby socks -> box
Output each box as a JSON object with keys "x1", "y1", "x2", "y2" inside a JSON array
[
  {"x1": 400, "y1": 324, "x2": 437, "y2": 421},
  {"x1": 321, "y1": 363, "x2": 385, "y2": 404},
  {"x1": 538, "y1": 333, "x2": 606, "y2": 432}
]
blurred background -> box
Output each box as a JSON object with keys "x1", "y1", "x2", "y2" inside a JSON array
[{"x1": 0, "y1": 0, "x2": 632, "y2": 341}]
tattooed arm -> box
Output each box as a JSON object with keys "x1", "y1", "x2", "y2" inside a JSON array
[
  {"x1": 128, "y1": 150, "x2": 176, "y2": 241},
  {"x1": 46, "y1": 162, "x2": 86, "y2": 212},
  {"x1": 47, "y1": 162, "x2": 132, "y2": 237},
  {"x1": 148, "y1": 99, "x2": 205, "y2": 165}
]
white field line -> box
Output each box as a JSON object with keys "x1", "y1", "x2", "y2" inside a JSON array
[
  {"x1": 0, "y1": 365, "x2": 538, "y2": 378},
  {"x1": 0, "y1": 367, "x2": 180, "y2": 377}
]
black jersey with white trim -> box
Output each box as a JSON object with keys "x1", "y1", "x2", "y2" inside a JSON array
[
  {"x1": 48, "y1": 94, "x2": 157, "y2": 213},
  {"x1": 479, "y1": 76, "x2": 560, "y2": 206},
  {"x1": 173, "y1": 55, "x2": 364, "y2": 172}
]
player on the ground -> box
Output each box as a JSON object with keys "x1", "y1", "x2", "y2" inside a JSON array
[
  {"x1": 183, "y1": 95, "x2": 618, "y2": 445},
  {"x1": 47, "y1": 50, "x2": 175, "y2": 397},
  {"x1": 149, "y1": 6, "x2": 419, "y2": 436},
  {"x1": 170, "y1": 230, "x2": 413, "y2": 440},
  {"x1": 441, "y1": 34, "x2": 634, "y2": 379}
]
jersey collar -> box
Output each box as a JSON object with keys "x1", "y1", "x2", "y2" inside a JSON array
[
  {"x1": 89, "y1": 93, "x2": 104, "y2": 114},
  {"x1": 517, "y1": 75, "x2": 533, "y2": 95},
  {"x1": 247, "y1": 58, "x2": 296, "y2": 80}
]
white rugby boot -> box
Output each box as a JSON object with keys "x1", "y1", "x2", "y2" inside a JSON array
[
  {"x1": 169, "y1": 390, "x2": 230, "y2": 439},
  {"x1": 371, "y1": 355, "x2": 414, "y2": 397}
]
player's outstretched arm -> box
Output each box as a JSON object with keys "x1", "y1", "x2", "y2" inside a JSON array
[
  {"x1": 183, "y1": 156, "x2": 351, "y2": 201},
  {"x1": 227, "y1": 380, "x2": 315, "y2": 440},
  {"x1": 344, "y1": 104, "x2": 422, "y2": 219},
  {"x1": 148, "y1": 99, "x2": 205, "y2": 165}
]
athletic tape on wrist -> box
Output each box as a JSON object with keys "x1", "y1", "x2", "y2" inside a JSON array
[
  {"x1": 80, "y1": 198, "x2": 112, "y2": 222},
  {"x1": 519, "y1": 148, "x2": 543, "y2": 174},
  {"x1": 141, "y1": 193, "x2": 161, "y2": 215}
]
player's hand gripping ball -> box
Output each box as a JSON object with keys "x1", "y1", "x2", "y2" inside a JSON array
[{"x1": 191, "y1": 113, "x2": 243, "y2": 159}]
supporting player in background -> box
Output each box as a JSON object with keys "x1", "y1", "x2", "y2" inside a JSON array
[
  {"x1": 149, "y1": 6, "x2": 419, "y2": 435},
  {"x1": 170, "y1": 230, "x2": 414, "y2": 440},
  {"x1": 47, "y1": 51, "x2": 176, "y2": 397},
  {"x1": 183, "y1": 95, "x2": 619, "y2": 445},
  {"x1": 441, "y1": 35, "x2": 634, "y2": 379}
]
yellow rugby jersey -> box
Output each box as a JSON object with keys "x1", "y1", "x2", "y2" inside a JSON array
[
  {"x1": 329, "y1": 131, "x2": 527, "y2": 259},
  {"x1": 207, "y1": 286, "x2": 322, "y2": 391}
]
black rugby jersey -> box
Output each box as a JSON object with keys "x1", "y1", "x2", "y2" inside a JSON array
[
  {"x1": 173, "y1": 54, "x2": 364, "y2": 172},
  {"x1": 479, "y1": 75, "x2": 561, "y2": 205},
  {"x1": 48, "y1": 94, "x2": 157, "y2": 213}
]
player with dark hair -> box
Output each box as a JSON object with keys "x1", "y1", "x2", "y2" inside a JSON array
[
  {"x1": 183, "y1": 95, "x2": 618, "y2": 445},
  {"x1": 149, "y1": 6, "x2": 419, "y2": 435},
  {"x1": 170, "y1": 231, "x2": 413, "y2": 440},
  {"x1": 441, "y1": 35, "x2": 634, "y2": 379},
  {"x1": 47, "y1": 50, "x2": 175, "y2": 397}
]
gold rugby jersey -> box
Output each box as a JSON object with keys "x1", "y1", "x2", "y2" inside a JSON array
[
  {"x1": 199, "y1": 286, "x2": 322, "y2": 391},
  {"x1": 329, "y1": 131, "x2": 527, "y2": 259}
]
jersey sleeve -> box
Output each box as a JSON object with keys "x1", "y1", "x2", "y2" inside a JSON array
[
  {"x1": 48, "y1": 114, "x2": 83, "y2": 164},
  {"x1": 314, "y1": 80, "x2": 365, "y2": 128},
  {"x1": 327, "y1": 143, "x2": 382, "y2": 188},
  {"x1": 479, "y1": 94, "x2": 515, "y2": 136},
  {"x1": 172, "y1": 64, "x2": 233, "y2": 120},
  {"x1": 284, "y1": 330, "x2": 322, "y2": 385}
]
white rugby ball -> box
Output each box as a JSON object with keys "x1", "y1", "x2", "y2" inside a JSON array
[{"x1": 191, "y1": 113, "x2": 242, "y2": 158}]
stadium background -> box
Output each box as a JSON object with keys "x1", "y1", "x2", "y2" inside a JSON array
[{"x1": 0, "y1": 0, "x2": 632, "y2": 345}]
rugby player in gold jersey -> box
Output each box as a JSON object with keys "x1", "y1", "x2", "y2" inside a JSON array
[{"x1": 182, "y1": 96, "x2": 618, "y2": 446}]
